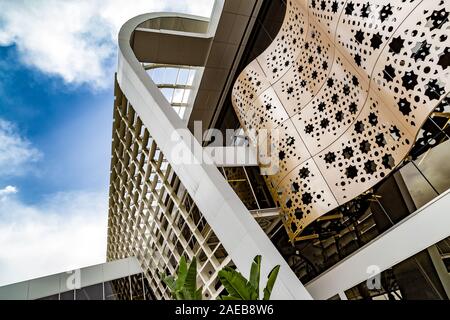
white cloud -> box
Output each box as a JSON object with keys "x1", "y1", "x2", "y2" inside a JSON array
[
  {"x1": 0, "y1": 0, "x2": 215, "y2": 89},
  {"x1": 0, "y1": 189, "x2": 108, "y2": 286},
  {"x1": 0, "y1": 186, "x2": 18, "y2": 199},
  {"x1": 0, "y1": 119, "x2": 41, "y2": 177}
]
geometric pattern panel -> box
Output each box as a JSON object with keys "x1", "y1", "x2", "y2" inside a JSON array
[
  {"x1": 232, "y1": 0, "x2": 450, "y2": 242},
  {"x1": 107, "y1": 80, "x2": 231, "y2": 300}
]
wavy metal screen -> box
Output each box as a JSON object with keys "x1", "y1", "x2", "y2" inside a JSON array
[{"x1": 232, "y1": 0, "x2": 450, "y2": 241}]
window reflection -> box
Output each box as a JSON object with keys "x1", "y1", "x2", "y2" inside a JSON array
[
  {"x1": 76, "y1": 283, "x2": 103, "y2": 300},
  {"x1": 32, "y1": 273, "x2": 147, "y2": 300},
  {"x1": 104, "y1": 277, "x2": 131, "y2": 300},
  {"x1": 143, "y1": 277, "x2": 155, "y2": 300},
  {"x1": 130, "y1": 274, "x2": 145, "y2": 300},
  {"x1": 60, "y1": 290, "x2": 75, "y2": 300},
  {"x1": 37, "y1": 294, "x2": 59, "y2": 300}
]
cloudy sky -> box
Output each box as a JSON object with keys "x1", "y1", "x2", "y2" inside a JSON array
[{"x1": 0, "y1": 0, "x2": 214, "y2": 286}]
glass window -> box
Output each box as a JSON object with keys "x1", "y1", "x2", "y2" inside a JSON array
[
  {"x1": 104, "y1": 277, "x2": 131, "y2": 300},
  {"x1": 160, "y1": 88, "x2": 174, "y2": 102},
  {"x1": 162, "y1": 68, "x2": 178, "y2": 84},
  {"x1": 60, "y1": 290, "x2": 75, "y2": 300},
  {"x1": 182, "y1": 90, "x2": 191, "y2": 104},
  {"x1": 37, "y1": 294, "x2": 59, "y2": 300},
  {"x1": 223, "y1": 167, "x2": 258, "y2": 210},
  {"x1": 177, "y1": 69, "x2": 190, "y2": 85},
  {"x1": 172, "y1": 89, "x2": 185, "y2": 104},
  {"x1": 178, "y1": 107, "x2": 187, "y2": 119},
  {"x1": 130, "y1": 274, "x2": 145, "y2": 300},
  {"x1": 245, "y1": 167, "x2": 276, "y2": 209},
  {"x1": 143, "y1": 277, "x2": 155, "y2": 300},
  {"x1": 149, "y1": 67, "x2": 166, "y2": 84},
  {"x1": 76, "y1": 283, "x2": 103, "y2": 300},
  {"x1": 187, "y1": 69, "x2": 196, "y2": 86}
]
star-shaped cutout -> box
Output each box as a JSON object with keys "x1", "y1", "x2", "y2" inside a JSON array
[
  {"x1": 327, "y1": 78, "x2": 334, "y2": 87},
  {"x1": 425, "y1": 79, "x2": 445, "y2": 101},
  {"x1": 345, "y1": 2, "x2": 355, "y2": 16},
  {"x1": 364, "y1": 160, "x2": 377, "y2": 174},
  {"x1": 302, "y1": 192, "x2": 313, "y2": 205},
  {"x1": 411, "y1": 41, "x2": 431, "y2": 62},
  {"x1": 361, "y1": 3, "x2": 371, "y2": 18},
  {"x1": 345, "y1": 166, "x2": 358, "y2": 179},
  {"x1": 370, "y1": 33, "x2": 383, "y2": 49},
  {"x1": 375, "y1": 133, "x2": 386, "y2": 147},
  {"x1": 368, "y1": 112, "x2": 378, "y2": 126},
  {"x1": 331, "y1": 93, "x2": 339, "y2": 104},
  {"x1": 295, "y1": 209, "x2": 304, "y2": 220},
  {"x1": 290, "y1": 221, "x2": 297, "y2": 233},
  {"x1": 343, "y1": 84, "x2": 350, "y2": 95},
  {"x1": 335, "y1": 111, "x2": 344, "y2": 122},
  {"x1": 299, "y1": 167, "x2": 310, "y2": 179},
  {"x1": 382, "y1": 154, "x2": 395, "y2": 169},
  {"x1": 401, "y1": 71, "x2": 418, "y2": 91},
  {"x1": 318, "y1": 101, "x2": 326, "y2": 112},
  {"x1": 343, "y1": 146, "x2": 354, "y2": 159},
  {"x1": 398, "y1": 98, "x2": 412, "y2": 116},
  {"x1": 389, "y1": 36, "x2": 404, "y2": 55},
  {"x1": 354, "y1": 54, "x2": 362, "y2": 66},
  {"x1": 360, "y1": 140, "x2": 371, "y2": 153},
  {"x1": 383, "y1": 64, "x2": 396, "y2": 82},
  {"x1": 320, "y1": 119, "x2": 330, "y2": 128},
  {"x1": 286, "y1": 198, "x2": 292, "y2": 208},
  {"x1": 286, "y1": 136, "x2": 295, "y2": 146},
  {"x1": 305, "y1": 124, "x2": 314, "y2": 134},
  {"x1": 355, "y1": 121, "x2": 365, "y2": 133},
  {"x1": 426, "y1": 8, "x2": 449, "y2": 31},
  {"x1": 390, "y1": 126, "x2": 401, "y2": 140},
  {"x1": 331, "y1": 1, "x2": 339, "y2": 13},
  {"x1": 354, "y1": 30, "x2": 365, "y2": 44},
  {"x1": 379, "y1": 4, "x2": 393, "y2": 22},
  {"x1": 438, "y1": 47, "x2": 450, "y2": 70},
  {"x1": 349, "y1": 102, "x2": 358, "y2": 114},
  {"x1": 324, "y1": 152, "x2": 336, "y2": 164}
]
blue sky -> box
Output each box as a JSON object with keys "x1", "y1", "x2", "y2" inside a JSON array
[
  {"x1": 0, "y1": 0, "x2": 214, "y2": 286},
  {"x1": 0, "y1": 44, "x2": 112, "y2": 204}
]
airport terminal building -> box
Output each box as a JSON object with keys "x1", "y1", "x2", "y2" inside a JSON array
[{"x1": 1, "y1": 0, "x2": 449, "y2": 300}]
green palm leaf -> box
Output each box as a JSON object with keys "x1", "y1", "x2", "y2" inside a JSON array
[
  {"x1": 185, "y1": 257, "x2": 200, "y2": 299},
  {"x1": 263, "y1": 265, "x2": 280, "y2": 300},
  {"x1": 175, "y1": 256, "x2": 188, "y2": 291},
  {"x1": 162, "y1": 275, "x2": 176, "y2": 292},
  {"x1": 218, "y1": 267, "x2": 258, "y2": 300},
  {"x1": 249, "y1": 255, "x2": 261, "y2": 295}
]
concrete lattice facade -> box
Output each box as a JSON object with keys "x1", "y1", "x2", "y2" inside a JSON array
[{"x1": 107, "y1": 81, "x2": 231, "y2": 299}]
